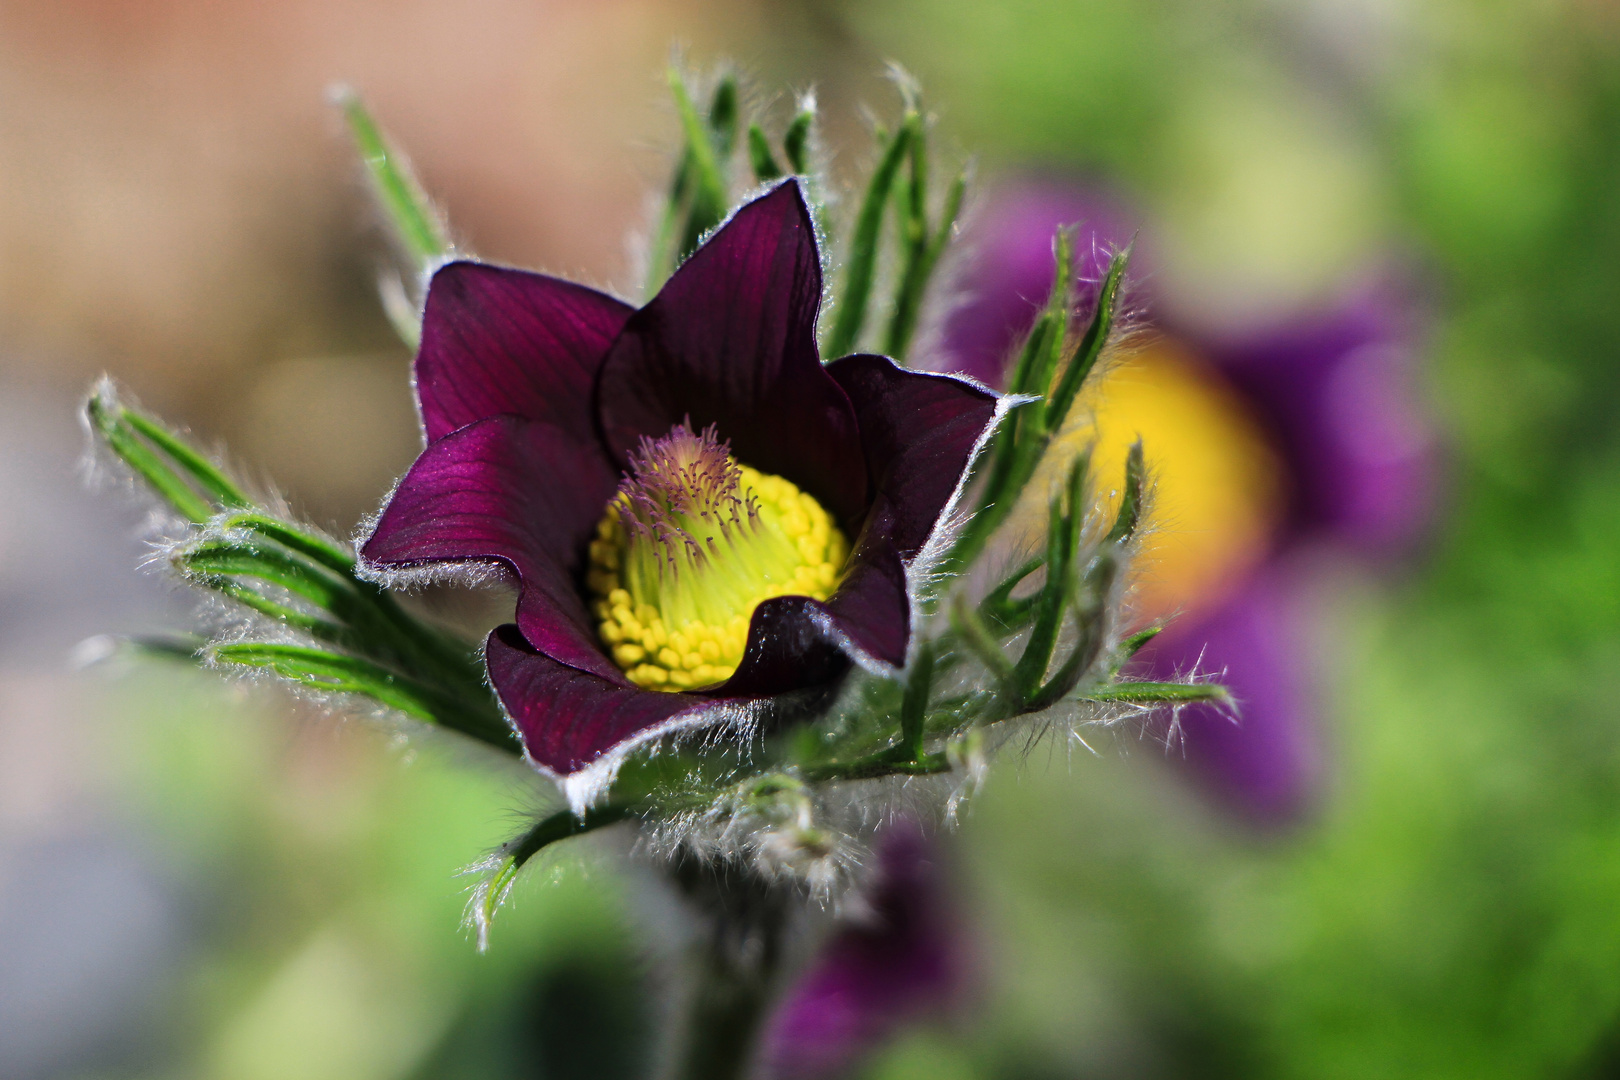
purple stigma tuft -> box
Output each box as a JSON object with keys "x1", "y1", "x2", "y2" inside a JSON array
[{"x1": 624, "y1": 420, "x2": 749, "y2": 532}]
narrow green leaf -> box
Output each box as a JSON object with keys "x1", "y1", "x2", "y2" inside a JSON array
[
  {"x1": 213, "y1": 641, "x2": 435, "y2": 713},
  {"x1": 203, "y1": 578, "x2": 353, "y2": 646},
  {"x1": 747, "y1": 124, "x2": 783, "y2": 183},
  {"x1": 86, "y1": 390, "x2": 215, "y2": 524},
  {"x1": 1000, "y1": 312, "x2": 1055, "y2": 407},
  {"x1": 801, "y1": 749, "x2": 951, "y2": 784},
  {"x1": 706, "y1": 75, "x2": 739, "y2": 159},
  {"x1": 123, "y1": 634, "x2": 207, "y2": 663},
  {"x1": 927, "y1": 168, "x2": 967, "y2": 261},
  {"x1": 668, "y1": 69, "x2": 731, "y2": 266},
  {"x1": 979, "y1": 555, "x2": 1044, "y2": 632},
  {"x1": 1082, "y1": 681, "x2": 1231, "y2": 705},
  {"x1": 213, "y1": 641, "x2": 517, "y2": 752},
  {"x1": 503, "y1": 803, "x2": 635, "y2": 875},
  {"x1": 1020, "y1": 227, "x2": 1077, "y2": 402},
  {"x1": 646, "y1": 148, "x2": 695, "y2": 294},
  {"x1": 1112, "y1": 626, "x2": 1163, "y2": 674},
  {"x1": 929, "y1": 388, "x2": 1041, "y2": 584},
  {"x1": 881, "y1": 113, "x2": 930, "y2": 360},
  {"x1": 783, "y1": 105, "x2": 814, "y2": 174},
  {"x1": 943, "y1": 243, "x2": 1127, "y2": 583},
  {"x1": 216, "y1": 512, "x2": 356, "y2": 574},
  {"x1": 122, "y1": 409, "x2": 250, "y2": 511},
  {"x1": 180, "y1": 532, "x2": 482, "y2": 696},
  {"x1": 178, "y1": 541, "x2": 352, "y2": 612},
  {"x1": 824, "y1": 121, "x2": 913, "y2": 360},
  {"x1": 1026, "y1": 548, "x2": 1116, "y2": 712},
  {"x1": 1047, "y1": 245, "x2": 1130, "y2": 435},
  {"x1": 336, "y1": 87, "x2": 449, "y2": 267},
  {"x1": 1011, "y1": 479, "x2": 1075, "y2": 700},
  {"x1": 472, "y1": 801, "x2": 637, "y2": 948},
  {"x1": 898, "y1": 642, "x2": 935, "y2": 759},
  {"x1": 1105, "y1": 440, "x2": 1146, "y2": 546},
  {"x1": 949, "y1": 593, "x2": 1016, "y2": 687},
  {"x1": 884, "y1": 164, "x2": 967, "y2": 362},
  {"x1": 1023, "y1": 619, "x2": 1091, "y2": 712}
]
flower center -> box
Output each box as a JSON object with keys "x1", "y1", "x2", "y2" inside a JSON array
[{"x1": 586, "y1": 422, "x2": 850, "y2": 692}]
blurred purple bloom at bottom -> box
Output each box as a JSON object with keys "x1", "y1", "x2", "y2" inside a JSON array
[{"x1": 763, "y1": 822, "x2": 968, "y2": 1079}]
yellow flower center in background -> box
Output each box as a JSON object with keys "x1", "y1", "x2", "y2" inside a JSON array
[
  {"x1": 586, "y1": 423, "x2": 849, "y2": 692},
  {"x1": 1047, "y1": 339, "x2": 1285, "y2": 620}
]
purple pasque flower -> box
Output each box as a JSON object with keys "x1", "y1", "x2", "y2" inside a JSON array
[
  {"x1": 762, "y1": 820, "x2": 968, "y2": 1079},
  {"x1": 359, "y1": 181, "x2": 997, "y2": 792},
  {"x1": 942, "y1": 178, "x2": 1435, "y2": 822}
]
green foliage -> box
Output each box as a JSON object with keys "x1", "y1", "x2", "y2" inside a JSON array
[
  {"x1": 824, "y1": 117, "x2": 914, "y2": 360},
  {"x1": 88, "y1": 381, "x2": 514, "y2": 757},
  {"x1": 337, "y1": 87, "x2": 450, "y2": 268},
  {"x1": 940, "y1": 244, "x2": 1131, "y2": 579},
  {"x1": 336, "y1": 88, "x2": 452, "y2": 349}
]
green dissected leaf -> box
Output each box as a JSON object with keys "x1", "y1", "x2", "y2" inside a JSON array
[
  {"x1": 938, "y1": 242, "x2": 1130, "y2": 582},
  {"x1": 214, "y1": 641, "x2": 431, "y2": 708},
  {"x1": 980, "y1": 555, "x2": 1045, "y2": 633},
  {"x1": 120, "y1": 408, "x2": 251, "y2": 511},
  {"x1": 216, "y1": 512, "x2": 356, "y2": 574}
]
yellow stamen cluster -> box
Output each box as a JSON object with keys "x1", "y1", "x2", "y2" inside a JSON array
[{"x1": 586, "y1": 423, "x2": 849, "y2": 692}]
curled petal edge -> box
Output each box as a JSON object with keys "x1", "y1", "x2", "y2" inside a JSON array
[{"x1": 487, "y1": 626, "x2": 795, "y2": 815}]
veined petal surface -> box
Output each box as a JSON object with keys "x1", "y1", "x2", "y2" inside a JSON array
[
  {"x1": 361, "y1": 414, "x2": 621, "y2": 680},
  {"x1": 416, "y1": 261, "x2": 633, "y2": 443},
  {"x1": 596, "y1": 181, "x2": 869, "y2": 526}
]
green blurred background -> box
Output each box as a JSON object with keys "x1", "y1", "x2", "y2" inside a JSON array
[{"x1": 2, "y1": 0, "x2": 1618, "y2": 1077}]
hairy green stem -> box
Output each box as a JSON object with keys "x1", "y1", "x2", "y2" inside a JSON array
[{"x1": 669, "y1": 855, "x2": 793, "y2": 1080}]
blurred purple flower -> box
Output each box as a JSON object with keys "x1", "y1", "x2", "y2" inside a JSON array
[
  {"x1": 940, "y1": 178, "x2": 1436, "y2": 822},
  {"x1": 359, "y1": 181, "x2": 996, "y2": 783},
  {"x1": 763, "y1": 821, "x2": 968, "y2": 1079}
]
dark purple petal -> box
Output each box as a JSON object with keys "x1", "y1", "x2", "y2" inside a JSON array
[
  {"x1": 1136, "y1": 565, "x2": 1321, "y2": 823},
  {"x1": 1196, "y1": 283, "x2": 1436, "y2": 556},
  {"x1": 595, "y1": 181, "x2": 869, "y2": 526},
  {"x1": 716, "y1": 594, "x2": 852, "y2": 698},
  {"x1": 940, "y1": 179, "x2": 1140, "y2": 387},
  {"x1": 416, "y1": 261, "x2": 634, "y2": 443},
  {"x1": 763, "y1": 821, "x2": 967, "y2": 1079},
  {"x1": 704, "y1": 544, "x2": 909, "y2": 699},
  {"x1": 486, "y1": 625, "x2": 720, "y2": 775},
  {"x1": 819, "y1": 544, "x2": 911, "y2": 672},
  {"x1": 716, "y1": 354, "x2": 999, "y2": 684},
  {"x1": 827, "y1": 355, "x2": 998, "y2": 560},
  {"x1": 360, "y1": 415, "x2": 621, "y2": 681}
]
